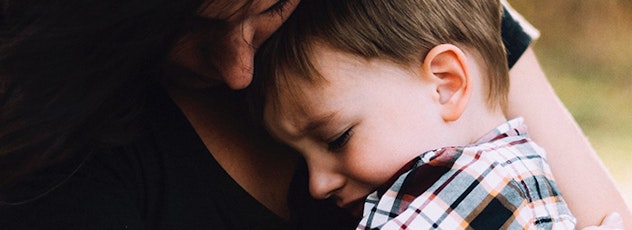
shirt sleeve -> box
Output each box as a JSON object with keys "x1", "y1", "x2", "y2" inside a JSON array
[{"x1": 501, "y1": 0, "x2": 540, "y2": 68}]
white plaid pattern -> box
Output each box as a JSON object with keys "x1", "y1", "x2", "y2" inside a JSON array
[{"x1": 357, "y1": 118, "x2": 576, "y2": 229}]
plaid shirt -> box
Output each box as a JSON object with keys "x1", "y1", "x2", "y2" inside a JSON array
[{"x1": 357, "y1": 118, "x2": 576, "y2": 229}]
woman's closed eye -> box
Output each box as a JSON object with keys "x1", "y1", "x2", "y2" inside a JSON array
[
  {"x1": 327, "y1": 129, "x2": 352, "y2": 152},
  {"x1": 262, "y1": 0, "x2": 291, "y2": 16}
]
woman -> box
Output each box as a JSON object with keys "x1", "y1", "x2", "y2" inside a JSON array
[{"x1": 0, "y1": 0, "x2": 628, "y2": 229}]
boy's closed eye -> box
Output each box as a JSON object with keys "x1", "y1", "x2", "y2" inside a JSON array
[{"x1": 327, "y1": 128, "x2": 353, "y2": 152}]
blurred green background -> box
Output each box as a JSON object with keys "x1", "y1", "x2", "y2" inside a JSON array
[{"x1": 509, "y1": 1, "x2": 632, "y2": 205}]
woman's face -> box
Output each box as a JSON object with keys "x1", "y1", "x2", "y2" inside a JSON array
[{"x1": 169, "y1": 0, "x2": 299, "y2": 89}]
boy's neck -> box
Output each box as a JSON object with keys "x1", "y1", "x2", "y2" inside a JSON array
[{"x1": 460, "y1": 104, "x2": 508, "y2": 145}]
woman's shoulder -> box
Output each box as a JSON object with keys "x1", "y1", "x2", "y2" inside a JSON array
[
  {"x1": 0, "y1": 85, "x2": 292, "y2": 229},
  {"x1": 0, "y1": 147, "x2": 148, "y2": 229}
]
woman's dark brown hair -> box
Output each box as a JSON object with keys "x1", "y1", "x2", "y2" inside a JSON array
[{"x1": 0, "y1": 0, "x2": 211, "y2": 200}]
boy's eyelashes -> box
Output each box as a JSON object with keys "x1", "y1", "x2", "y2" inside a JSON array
[{"x1": 327, "y1": 128, "x2": 353, "y2": 152}]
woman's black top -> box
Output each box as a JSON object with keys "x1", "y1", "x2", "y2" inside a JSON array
[{"x1": 0, "y1": 7, "x2": 533, "y2": 230}]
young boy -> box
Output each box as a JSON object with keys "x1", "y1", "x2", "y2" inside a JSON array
[{"x1": 251, "y1": 0, "x2": 576, "y2": 229}]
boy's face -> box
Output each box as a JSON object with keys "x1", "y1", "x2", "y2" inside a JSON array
[{"x1": 264, "y1": 46, "x2": 451, "y2": 216}]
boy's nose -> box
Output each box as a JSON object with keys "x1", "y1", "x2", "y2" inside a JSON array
[{"x1": 308, "y1": 167, "x2": 345, "y2": 200}]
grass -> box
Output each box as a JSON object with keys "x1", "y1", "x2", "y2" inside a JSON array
[{"x1": 509, "y1": 0, "x2": 632, "y2": 205}]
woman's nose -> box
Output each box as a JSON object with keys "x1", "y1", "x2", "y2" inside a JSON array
[
  {"x1": 308, "y1": 165, "x2": 345, "y2": 200},
  {"x1": 219, "y1": 22, "x2": 256, "y2": 89}
]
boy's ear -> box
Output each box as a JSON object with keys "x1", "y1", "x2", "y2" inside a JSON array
[{"x1": 421, "y1": 44, "x2": 472, "y2": 122}]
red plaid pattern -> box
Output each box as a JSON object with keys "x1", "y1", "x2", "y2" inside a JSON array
[{"x1": 357, "y1": 118, "x2": 576, "y2": 229}]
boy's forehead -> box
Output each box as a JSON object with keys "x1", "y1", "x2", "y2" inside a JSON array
[
  {"x1": 263, "y1": 87, "x2": 315, "y2": 138},
  {"x1": 269, "y1": 77, "x2": 320, "y2": 117},
  {"x1": 265, "y1": 89, "x2": 341, "y2": 140},
  {"x1": 262, "y1": 44, "x2": 359, "y2": 133}
]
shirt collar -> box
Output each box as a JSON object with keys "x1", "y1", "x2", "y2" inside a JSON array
[{"x1": 374, "y1": 117, "x2": 528, "y2": 197}]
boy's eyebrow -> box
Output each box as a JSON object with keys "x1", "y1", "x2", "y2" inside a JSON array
[{"x1": 297, "y1": 112, "x2": 339, "y2": 136}]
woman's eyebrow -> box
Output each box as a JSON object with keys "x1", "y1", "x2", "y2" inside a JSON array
[{"x1": 197, "y1": 0, "x2": 250, "y2": 21}]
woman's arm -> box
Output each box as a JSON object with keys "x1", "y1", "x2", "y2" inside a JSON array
[{"x1": 506, "y1": 47, "x2": 632, "y2": 228}]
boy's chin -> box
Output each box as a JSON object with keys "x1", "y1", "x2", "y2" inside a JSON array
[{"x1": 343, "y1": 198, "x2": 365, "y2": 218}]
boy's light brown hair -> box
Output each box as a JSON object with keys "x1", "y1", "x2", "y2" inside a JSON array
[{"x1": 253, "y1": 0, "x2": 508, "y2": 119}]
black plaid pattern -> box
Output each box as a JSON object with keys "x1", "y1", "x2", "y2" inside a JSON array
[{"x1": 357, "y1": 118, "x2": 576, "y2": 229}]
